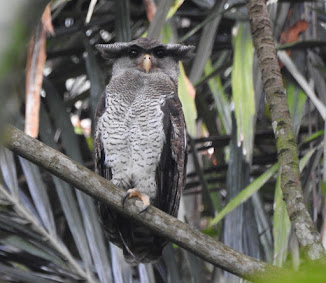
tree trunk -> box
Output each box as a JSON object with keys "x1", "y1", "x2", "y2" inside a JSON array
[{"x1": 246, "y1": 0, "x2": 326, "y2": 260}]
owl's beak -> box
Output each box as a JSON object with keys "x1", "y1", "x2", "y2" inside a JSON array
[{"x1": 143, "y1": 54, "x2": 151, "y2": 73}]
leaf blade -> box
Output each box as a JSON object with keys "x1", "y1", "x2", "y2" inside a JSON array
[
  {"x1": 232, "y1": 22, "x2": 255, "y2": 162},
  {"x1": 178, "y1": 62, "x2": 197, "y2": 137},
  {"x1": 210, "y1": 163, "x2": 279, "y2": 226}
]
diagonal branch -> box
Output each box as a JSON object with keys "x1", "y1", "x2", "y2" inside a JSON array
[
  {"x1": 246, "y1": 0, "x2": 326, "y2": 260},
  {"x1": 3, "y1": 125, "x2": 282, "y2": 281}
]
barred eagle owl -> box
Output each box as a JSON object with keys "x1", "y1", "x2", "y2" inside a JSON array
[{"x1": 94, "y1": 38, "x2": 194, "y2": 264}]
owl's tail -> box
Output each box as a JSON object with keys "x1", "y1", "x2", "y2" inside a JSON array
[
  {"x1": 98, "y1": 201, "x2": 167, "y2": 264},
  {"x1": 120, "y1": 220, "x2": 167, "y2": 264}
]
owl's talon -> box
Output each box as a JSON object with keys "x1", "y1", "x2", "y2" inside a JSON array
[
  {"x1": 122, "y1": 188, "x2": 150, "y2": 213},
  {"x1": 122, "y1": 191, "x2": 131, "y2": 208},
  {"x1": 139, "y1": 204, "x2": 149, "y2": 214},
  {"x1": 139, "y1": 194, "x2": 150, "y2": 214}
]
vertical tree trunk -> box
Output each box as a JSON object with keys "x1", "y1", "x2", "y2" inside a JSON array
[{"x1": 246, "y1": 0, "x2": 325, "y2": 260}]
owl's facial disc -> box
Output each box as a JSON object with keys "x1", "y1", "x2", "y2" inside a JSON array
[{"x1": 142, "y1": 54, "x2": 151, "y2": 73}]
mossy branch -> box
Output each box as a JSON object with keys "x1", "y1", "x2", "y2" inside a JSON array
[
  {"x1": 4, "y1": 125, "x2": 283, "y2": 282},
  {"x1": 246, "y1": 0, "x2": 326, "y2": 260}
]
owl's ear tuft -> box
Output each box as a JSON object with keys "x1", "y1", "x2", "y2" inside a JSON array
[
  {"x1": 95, "y1": 43, "x2": 130, "y2": 59},
  {"x1": 166, "y1": 44, "x2": 196, "y2": 61}
]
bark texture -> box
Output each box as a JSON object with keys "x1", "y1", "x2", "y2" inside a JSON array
[
  {"x1": 246, "y1": 0, "x2": 325, "y2": 260},
  {"x1": 3, "y1": 125, "x2": 283, "y2": 282}
]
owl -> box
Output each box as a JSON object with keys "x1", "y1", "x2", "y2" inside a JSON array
[{"x1": 94, "y1": 38, "x2": 194, "y2": 264}]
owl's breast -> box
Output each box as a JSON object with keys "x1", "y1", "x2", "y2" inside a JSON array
[
  {"x1": 99, "y1": 71, "x2": 174, "y2": 197},
  {"x1": 127, "y1": 82, "x2": 167, "y2": 158}
]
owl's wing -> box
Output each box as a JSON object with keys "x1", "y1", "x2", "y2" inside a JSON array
[
  {"x1": 156, "y1": 94, "x2": 187, "y2": 217},
  {"x1": 94, "y1": 91, "x2": 111, "y2": 180}
]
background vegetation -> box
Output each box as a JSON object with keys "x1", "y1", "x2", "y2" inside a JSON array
[{"x1": 0, "y1": 0, "x2": 326, "y2": 282}]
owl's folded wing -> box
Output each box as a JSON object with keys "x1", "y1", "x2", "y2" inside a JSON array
[
  {"x1": 94, "y1": 92, "x2": 112, "y2": 180},
  {"x1": 156, "y1": 95, "x2": 187, "y2": 217}
]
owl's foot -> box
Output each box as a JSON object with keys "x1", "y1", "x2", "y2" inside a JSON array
[{"x1": 122, "y1": 188, "x2": 150, "y2": 214}]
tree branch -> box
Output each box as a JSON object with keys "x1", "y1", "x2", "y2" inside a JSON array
[
  {"x1": 3, "y1": 125, "x2": 282, "y2": 281},
  {"x1": 246, "y1": 0, "x2": 326, "y2": 260}
]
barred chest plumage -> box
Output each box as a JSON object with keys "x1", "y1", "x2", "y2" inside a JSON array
[{"x1": 97, "y1": 70, "x2": 175, "y2": 200}]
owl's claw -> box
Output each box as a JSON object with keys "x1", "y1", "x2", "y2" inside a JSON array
[
  {"x1": 121, "y1": 192, "x2": 130, "y2": 207},
  {"x1": 122, "y1": 188, "x2": 150, "y2": 214}
]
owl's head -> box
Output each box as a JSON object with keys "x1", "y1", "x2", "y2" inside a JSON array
[{"x1": 96, "y1": 38, "x2": 195, "y2": 83}]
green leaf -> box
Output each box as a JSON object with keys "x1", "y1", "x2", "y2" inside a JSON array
[
  {"x1": 232, "y1": 22, "x2": 255, "y2": 162},
  {"x1": 161, "y1": 23, "x2": 172, "y2": 44},
  {"x1": 209, "y1": 163, "x2": 279, "y2": 226},
  {"x1": 286, "y1": 83, "x2": 307, "y2": 136},
  {"x1": 299, "y1": 147, "x2": 317, "y2": 172},
  {"x1": 321, "y1": 180, "x2": 326, "y2": 196},
  {"x1": 303, "y1": 130, "x2": 324, "y2": 144},
  {"x1": 273, "y1": 174, "x2": 291, "y2": 267},
  {"x1": 205, "y1": 59, "x2": 231, "y2": 134},
  {"x1": 202, "y1": 226, "x2": 219, "y2": 237},
  {"x1": 178, "y1": 62, "x2": 197, "y2": 137},
  {"x1": 167, "y1": 0, "x2": 184, "y2": 19},
  {"x1": 86, "y1": 136, "x2": 94, "y2": 152}
]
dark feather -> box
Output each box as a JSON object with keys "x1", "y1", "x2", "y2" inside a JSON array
[
  {"x1": 94, "y1": 91, "x2": 111, "y2": 181},
  {"x1": 96, "y1": 37, "x2": 195, "y2": 61},
  {"x1": 156, "y1": 97, "x2": 187, "y2": 217}
]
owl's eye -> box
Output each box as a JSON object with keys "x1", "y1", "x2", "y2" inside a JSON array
[
  {"x1": 129, "y1": 49, "x2": 140, "y2": 58},
  {"x1": 153, "y1": 48, "x2": 166, "y2": 59}
]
